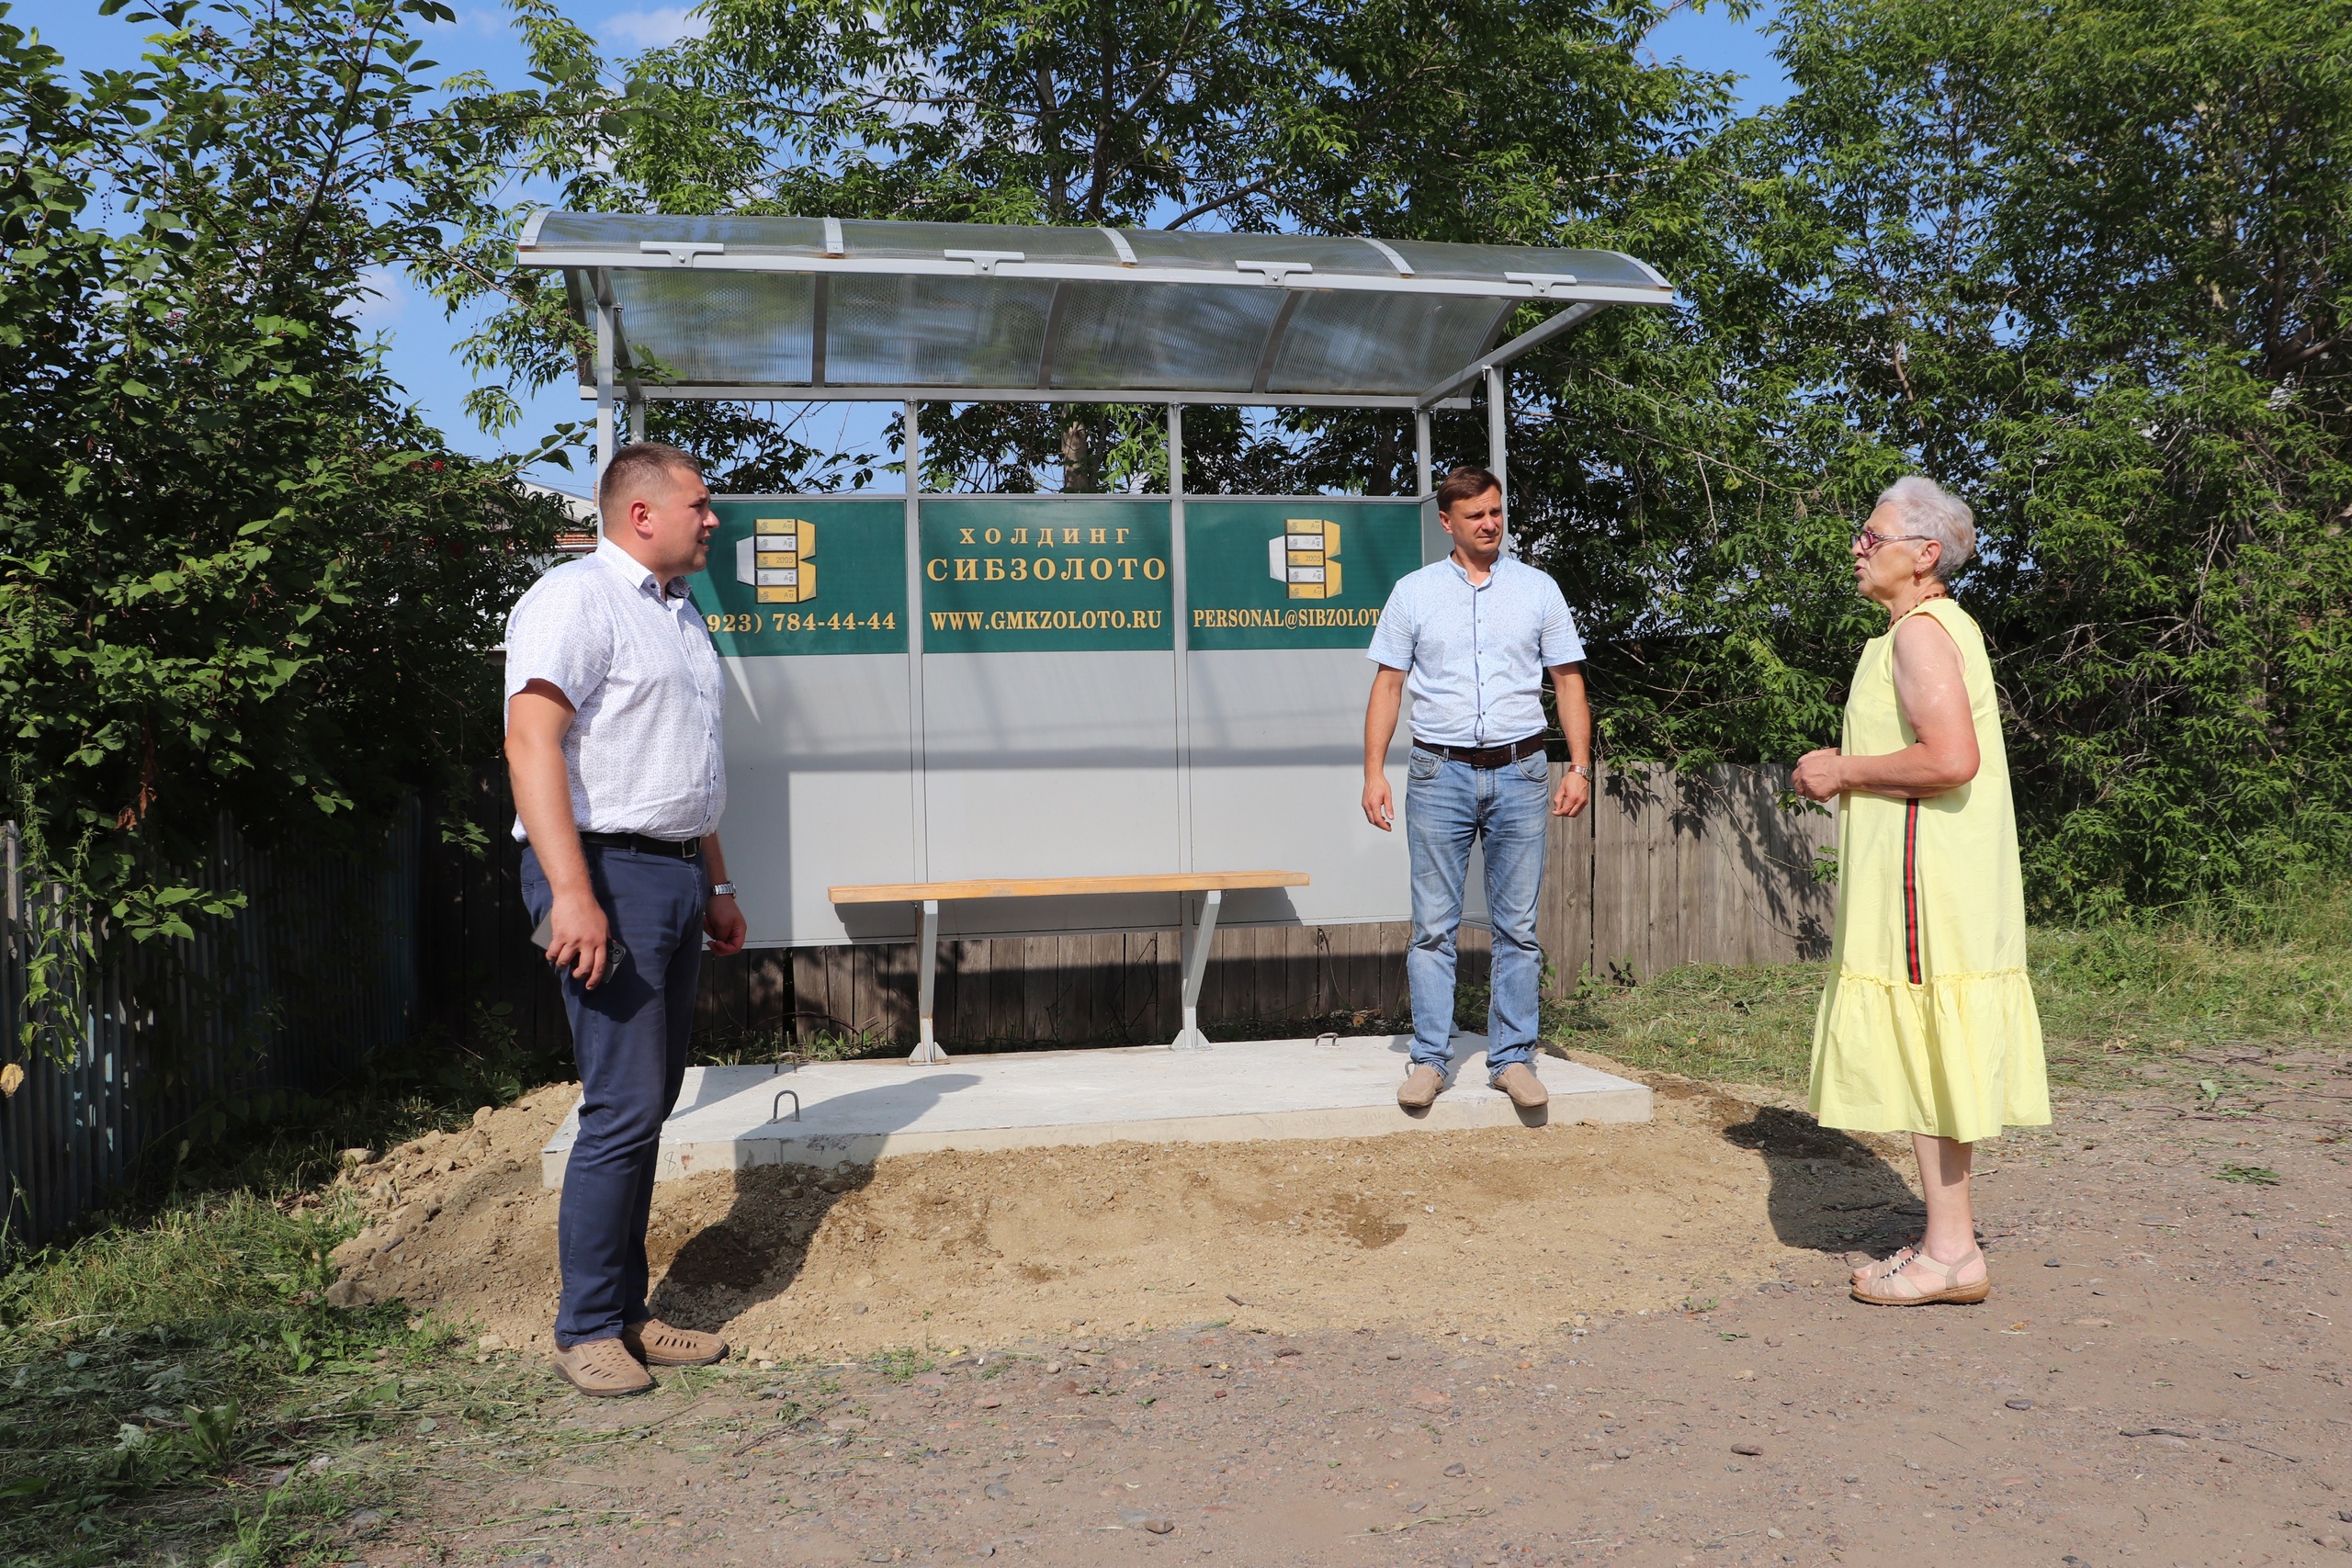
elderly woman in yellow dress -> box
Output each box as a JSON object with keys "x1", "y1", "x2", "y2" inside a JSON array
[{"x1": 1792, "y1": 477, "x2": 2049, "y2": 1306}]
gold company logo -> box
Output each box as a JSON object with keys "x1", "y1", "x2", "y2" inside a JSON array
[
  {"x1": 1269, "y1": 518, "x2": 1340, "y2": 599},
  {"x1": 738, "y1": 519, "x2": 815, "y2": 604}
]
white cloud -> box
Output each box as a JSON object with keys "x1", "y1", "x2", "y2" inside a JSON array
[
  {"x1": 601, "y1": 6, "x2": 709, "y2": 49},
  {"x1": 340, "y1": 265, "x2": 408, "y2": 328}
]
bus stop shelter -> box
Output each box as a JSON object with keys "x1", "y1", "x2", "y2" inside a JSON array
[{"x1": 518, "y1": 214, "x2": 1677, "y2": 1168}]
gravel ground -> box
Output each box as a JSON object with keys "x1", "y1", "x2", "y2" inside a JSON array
[{"x1": 334, "y1": 1049, "x2": 2352, "y2": 1567}]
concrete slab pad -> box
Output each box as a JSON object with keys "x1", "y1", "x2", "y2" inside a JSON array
[{"x1": 540, "y1": 1034, "x2": 1649, "y2": 1187}]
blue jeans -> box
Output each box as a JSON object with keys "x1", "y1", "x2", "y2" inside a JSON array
[
  {"x1": 1406, "y1": 744, "x2": 1552, "y2": 1075},
  {"x1": 521, "y1": 841, "x2": 707, "y2": 1348}
]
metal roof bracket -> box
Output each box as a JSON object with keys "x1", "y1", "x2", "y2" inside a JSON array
[
  {"x1": 944, "y1": 248, "x2": 1026, "y2": 275},
  {"x1": 1504, "y1": 270, "x2": 1578, "y2": 298},
  {"x1": 1237, "y1": 259, "x2": 1314, "y2": 285},
  {"x1": 640, "y1": 241, "x2": 725, "y2": 265}
]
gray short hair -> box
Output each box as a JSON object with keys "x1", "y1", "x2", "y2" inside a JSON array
[{"x1": 1876, "y1": 476, "x2": 1976, "y2": 581}]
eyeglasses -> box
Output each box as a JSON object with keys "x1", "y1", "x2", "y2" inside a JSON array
[{"x1": 1853, "y1": 527, "x2": 1933, "y2": 556}]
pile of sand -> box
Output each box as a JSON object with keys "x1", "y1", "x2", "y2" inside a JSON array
[{"x1": 325, "y1": 1060, "x2": 1916, "y2": 1360}]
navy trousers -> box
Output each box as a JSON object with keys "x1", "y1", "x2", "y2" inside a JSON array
[{"x1": 520, "y1": 841, "x2": 707, "y2": 1348}]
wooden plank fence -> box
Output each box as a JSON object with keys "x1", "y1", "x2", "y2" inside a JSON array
[{"x1": 424, "y1": 762, "x2": 1833, "y2": 1054}]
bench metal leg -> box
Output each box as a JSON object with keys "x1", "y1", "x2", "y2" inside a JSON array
[
  {"x1": 909, "y1": 898, "x2": 947, "y2": 1064},
  {"x1": 1170, "y1": 888, "x2": 1222, "y2": 1050}
]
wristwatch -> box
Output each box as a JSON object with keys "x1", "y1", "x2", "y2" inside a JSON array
[
  {"x1": 709, "y1": 882, "x2": 738, "y2": 897},
  {"x1": 1566, "y1": 763, "x2": 1590, "y2": 778}
]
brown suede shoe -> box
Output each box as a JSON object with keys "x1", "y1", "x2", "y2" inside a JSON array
[
  {"x1": 1491, "y1": 1062, "x2": 1549, "y2": 1109},
  {"x1": 552, "y1": 1337, "x2": 654, "y2": 1397},
  {"x1": 624, "y1": 1318, "x2": 728, "y2": 1367},
  {"x1": 1396, "y1": 1064, "x2": 1445, "y2": 1110}
]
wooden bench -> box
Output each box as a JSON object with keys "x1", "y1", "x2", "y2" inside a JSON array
[{"x1": 828, "y1": 871, "x2": 1310, "y2": 1063}]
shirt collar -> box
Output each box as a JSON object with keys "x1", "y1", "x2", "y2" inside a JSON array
[
  {"x1": 594, "y1": 534, "x2": 690, "y2": 599},
  {"x1": 1443, "y1": 552, "x2": 1506, "y2": 588}
]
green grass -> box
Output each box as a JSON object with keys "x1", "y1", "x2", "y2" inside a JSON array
[
  {"x1": 1544, "y1": 962, "x2": 1826, "y2": 1089},
  {"x1": 0, "y1": 1188, "x2": 515, "y2": 1567},
  {"x1": 0, "y1": 1011, "x2": 569, "y2": 1568},
  {"x1": 1544, "y1": 885, "x2": 2352, "y2": 1093}
]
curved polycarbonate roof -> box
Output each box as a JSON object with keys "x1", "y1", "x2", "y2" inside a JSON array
[{"x1": 518, "y1": 213, "x2": 1674, "y2": 409}]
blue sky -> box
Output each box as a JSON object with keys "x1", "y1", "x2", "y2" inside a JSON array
[{"x1": 31, "y1": 1, "x2": 1790, "y2": 494}]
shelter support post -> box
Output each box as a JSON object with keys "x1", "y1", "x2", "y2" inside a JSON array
[
  {"x1": 1486, "y1": 365, "x2": 1508, "y2": 552},
  {"x1": 1416, "y1": 409, "x2": 1433, "y2": 497},
  {"x1": 910, "y1": 898, "x2": 945, "y2": 1064},
  {"x1": 902, "y1": 400, "x2": 928, "y2": 881},
  {"x1": 594, "y1": 290, "x2": 616, "y2": 483},
  {"x1": 1168, "y1": 402, "x2": 1192, "y2": 871},
  {"x1": 1171, "y1": 888, "x2": 1223, "y2": 1051},
  {"x1": 628, "y1": 391, "x2": 645, "y2": 444}
]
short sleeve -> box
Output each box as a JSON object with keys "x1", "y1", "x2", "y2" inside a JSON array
[
  {"x1": 1537, "y1": 578, "x2": 1586, "y2": 668},
  {"x1": 503, "y1": 565, "x2": 612, "y2": 717},
  {"x1": 1364, "y1": 577, "x2": 1418, "y2": 670}
]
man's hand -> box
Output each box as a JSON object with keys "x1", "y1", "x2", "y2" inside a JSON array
[
  {"x1": 1551, "y1": 769, "x2": 1589, "y2": 818},
  {"x1": 699, "y1": 832, "x2": 748, "y2": 953},
  {"x1": 1362, "y1": 665, "x2": 1406, "y2": 833},
  {"x1": 705, "y1": 893, "x2": 748, "y2": 954},
  {"x1": 545, "y1": 890, "x2": 612, "y2": 989},
  {"x1": 508, "y1": 678, "x2": 613, "y2": 988},
  {"x1": 1547, "y1": 663, "x2": 1593, "y2": 820},
  {"x1": 1792, "y1": 747, "x2": 1845, "y2": 802}
]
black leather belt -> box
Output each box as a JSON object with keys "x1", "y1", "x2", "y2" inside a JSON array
[
  {"x1": 1414, "y1": 736, "x2": 1549, "y2": 769},
  {"x1": 578, "y1": 830, "x2": 701, "y2": 859}
]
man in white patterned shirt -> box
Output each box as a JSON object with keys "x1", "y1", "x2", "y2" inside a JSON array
[{"x1": 505, "y1": 441, "x2": 748, "y2": 1396}]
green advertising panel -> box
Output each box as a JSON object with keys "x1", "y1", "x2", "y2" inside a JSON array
[
  {"x1": 1183, "y1": 498, "x2": 1424, "y2": 650},
  {"x1": 691, "y1": 498, "x2": 909, "y2": 656},
  {"x1": 921, "y1": 498, "x2": 1173, "y2": 652}
]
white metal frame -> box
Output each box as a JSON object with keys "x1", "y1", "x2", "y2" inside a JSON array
[{"x1": 524, "y1": 238, "x2": 1669, "y2": 303}]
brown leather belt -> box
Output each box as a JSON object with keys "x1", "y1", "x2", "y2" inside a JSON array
[
  {"x1": 578, "y1": 830, "x2": 701, "y2": 859},
  {"x1": 1413, "y1": 736, "x2": 1548, "y2": 770}
]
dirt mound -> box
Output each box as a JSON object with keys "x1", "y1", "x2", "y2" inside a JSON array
[{"x1": 326, "y1": 1056, "x2": 1918, "y2": 1360}]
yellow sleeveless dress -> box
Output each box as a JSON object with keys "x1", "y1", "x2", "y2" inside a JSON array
[{"x1": 1808, "y1": 597, "x2": 2049, "y2": 1144}]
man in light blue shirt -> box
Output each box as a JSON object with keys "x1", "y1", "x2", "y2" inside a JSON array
[{"x1": 1363, "y1": 467, "x2": 1593, "y2": 1111}]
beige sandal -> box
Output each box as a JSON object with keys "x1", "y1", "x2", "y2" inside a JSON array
[
  {"x1": 552, "y1": 1336, "x2": 655, "y2": 1396},
  {"x1": 624, "y1": 1317, "x2": 728, "y2": 1367},
  {"x1": 1850, "y1": 1247, "x2": 1989, "y2": 1306},
  {"x1": 1852, "y1": 1244, "x2": 1919, "y2": 1283}
]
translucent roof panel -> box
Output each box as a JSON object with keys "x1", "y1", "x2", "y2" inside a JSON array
[
  {"x1": 1266, "y1": 291, "x2": 1511, "y2": 398},
  {"x1": 1047, "y1": 281, "x2": 1290, "y2": 392},
  {"x1": 824, "y1": 274, "x2": 1057, "y2": 387},
  {"x1": 594, "y1": 270, "x2": 816, "y2": 385},
  {"x1": 525, "y1": 212, "x2": 1673, "y2": 402}
]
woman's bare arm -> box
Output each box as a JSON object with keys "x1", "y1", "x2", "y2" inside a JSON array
[{"x1": 1792, "y1": 615, "x2": 1981, "y2": 801}]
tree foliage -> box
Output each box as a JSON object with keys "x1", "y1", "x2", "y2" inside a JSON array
[
  {"x1": 1715, "y1": 0, "x2": 2352, "y2": 915},
  {"x1": 436, "y1": 0, "x2": 2351, "y2": 919},
  {"x1": 0, "y1": 0, "x2": 565, "y2": 1056}
]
